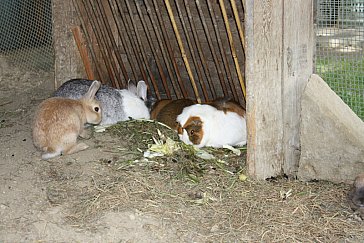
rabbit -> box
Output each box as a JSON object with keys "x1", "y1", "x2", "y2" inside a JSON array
[
  {"x1": 53, "y1": 79, "x2": 151, "y2": 125},
  {"x1": 176, "y1": 103, "x2": 247, "y2": 148},
  {"x1": 32, "y1": 80, "x2": 102, "y2": 160},
  {"x1": 348, "y1": 173, "x2": 364, "y2": 218},
  {"x1": 150, "y1": 98, "x2": 196, "y2": 130}
]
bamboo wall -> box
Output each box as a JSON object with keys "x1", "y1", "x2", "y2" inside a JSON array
[{"x1": 54, "y1": 0, "x2": 246, "y2": 105}]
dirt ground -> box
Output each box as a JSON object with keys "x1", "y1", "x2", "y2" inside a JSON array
[
  {"x1": 0, "y1": 56, "x2": 182, "y2": 242},
  {"x1": 1, "y1": 55, "x2": 364, "y2": 243}
]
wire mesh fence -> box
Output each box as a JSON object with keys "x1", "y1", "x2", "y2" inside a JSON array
[
  {"x1": 315, "y1": 0, "x2": 364, "y2": 119},
  {"x1": 0, "y1": 0, "x2": 53, "y2": 71}
]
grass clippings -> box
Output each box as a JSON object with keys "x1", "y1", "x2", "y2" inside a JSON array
[
  {"x1": 59, "y1": 120, "x2": 363, "y2": 242},
  {"x1": 106, "y1": 119, "x2": 246, "y2": 180}
]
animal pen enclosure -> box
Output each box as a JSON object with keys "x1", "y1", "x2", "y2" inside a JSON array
[
  {"x1": 2, "y1": 1, "x2": 364, "y2": 242},
  {"x1": 52, "y1": 0, "x2": 314, "y2": 180},
  {"x1": 1, "y1": 0, "x2": 362, "y2": 181}
]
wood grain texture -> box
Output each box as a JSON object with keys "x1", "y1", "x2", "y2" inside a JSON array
[
  {"x1": 245, "y1": 0, "x2": 314, "y2": 179},
  {"x1": 282, "y1": 0, "x2": 314, "y2": 175},
  {"x1": 245, "y1": 0, "x2": 284, "y2": 179},
  {"x1": 53, "y1": 0, "x2": 84, "y2": 88}
]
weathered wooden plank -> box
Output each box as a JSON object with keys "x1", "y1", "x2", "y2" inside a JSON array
[
  {"x1": 53, "y1": 0, "x2": 84, "y2": 88},
  {"x1": 245, "y1": 0, "x2": 314, "y2": 179},
  {"x1": 282, "y1": 0, "x2": 314, "y2": 175},
  {"x1": 245, "y1": 0, "x2": 284, "y2": 179}
]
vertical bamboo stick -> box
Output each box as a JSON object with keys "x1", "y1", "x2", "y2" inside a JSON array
[
  {"x1": 174, "y1": 0, "x2": 208, "y2": 101},
  {"x1": 89, "y1": 0, "x2": 120, "y2": 87},
  {"x1": 71, "y1": 26, "x2": 95, "y2": 80},
  {"x1": 78, "y1": 0, "x2": 116, "y2": 86},
  {"x1": 72, "y1": 0, "x2": 102, "y2": 80},
  {"x1": 206, "y1": 0, "x2": 238, "y2": 101},
  {"x1": 98, "y1": 1, "x2": 133, "y2": 87},
  {"x1": 96, "y1": 0, "x2": 130, "y2": 88},
  {"x1": 165, "y1": 0, "x2": 201, "y2": 103},
  {"x1": 230, "y1": 0, "x2": 246, "y2": 54},
  {"x1": 125, "y1": 0, "x2": 161, "y2": 99},
  {"x1": 196, "y1": 0, "x2": 228, "y2": 97},
  {"x1": 135, "y1": 1, "x2": 171, "y2": 98},
  {"x1": 153, "y1": 0, "x2": 188, "y2": 98},
  {"x1": 89, "y1": 1, "x2": 117, "y2": 87},
  {"x1": 219, "y1": 0, "x2": 246, "y2": 98},
  {"x1": 185, "y1": 1, "x2": 216, "y2": 99},
  {"x1": 107, "y1": 0, "x2": 138, "y2": 83},
  {"x1": 144, "y1": 1, "x2": 182, "y2": 99},
  {"x1": 113, "y1": 1, "x2": 149, "y2": 87}
]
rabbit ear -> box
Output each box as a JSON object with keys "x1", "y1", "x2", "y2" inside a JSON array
[
  {"x1": 83, "y1": 80, "x2": 101, "y2": 100},
  {"x1": 136, "y1": 80, "x2": 148, "y2": 101},
  {"x1": 127, "y1": 79, "x2": 137, "y2": 94}
]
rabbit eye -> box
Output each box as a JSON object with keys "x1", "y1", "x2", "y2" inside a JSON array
[
  {"x1": 94, "y1": 107, "x2": 100, "y2": 112},
  {"x1": 190, "y1": 130, "x2": 194, "y2": 135}
]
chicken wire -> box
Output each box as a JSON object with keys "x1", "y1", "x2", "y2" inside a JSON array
[
  {"x1": 315, "y1": 0, "x2": 364, "y2": 119},
  {"x1": 0, "y1": 0, "x2": 54, "y2": 71}
]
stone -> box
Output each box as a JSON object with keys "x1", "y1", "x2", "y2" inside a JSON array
[{"x1": 298, "y1": 74, "x2": 364, "y2": 183}]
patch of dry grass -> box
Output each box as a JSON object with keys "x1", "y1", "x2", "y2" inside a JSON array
[{"x1": 50, "y1": 120, "x2": 363, "y2": 242}]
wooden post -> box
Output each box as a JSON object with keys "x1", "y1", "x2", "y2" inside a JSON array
[
  {"x1": 53, "y1": 0, "x2": 85, "y2": 88},
  {"x1": 245, "y1": 0, "x2": 314, "y2": 179}
]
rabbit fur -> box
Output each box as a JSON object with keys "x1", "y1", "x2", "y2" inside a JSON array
[
  {"x1": 53, "y1": 79, "x2": 151, "y2": 125},
  {"x1": 33, "y1": 80, "x2": 102, "y2": 160}
]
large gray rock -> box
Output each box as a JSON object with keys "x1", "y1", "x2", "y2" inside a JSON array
[{"x1": 298, "y1": 74, "x2": 364, "y2": 183}]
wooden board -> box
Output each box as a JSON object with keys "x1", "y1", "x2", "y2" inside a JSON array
[
  {"x1": 245, "y1": 0, "x2": 314, "y2": 179},
  {"x1": 53, "y1": 0, "x2": 85, "y2": 88},
  {"x1": 282, "y1": 0, "x2": 314, "y2": 175}
]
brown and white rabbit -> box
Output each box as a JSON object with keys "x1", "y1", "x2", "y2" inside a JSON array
[
  {"x1": 176, "y1": 103, "x2": 247, "y2": 148},
  {"x1": 32, "y1": 80, "x2": 102, "y2": 160},
  {"x1": 151, "y1": 98, "x2": 196, "y2": 130}
]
